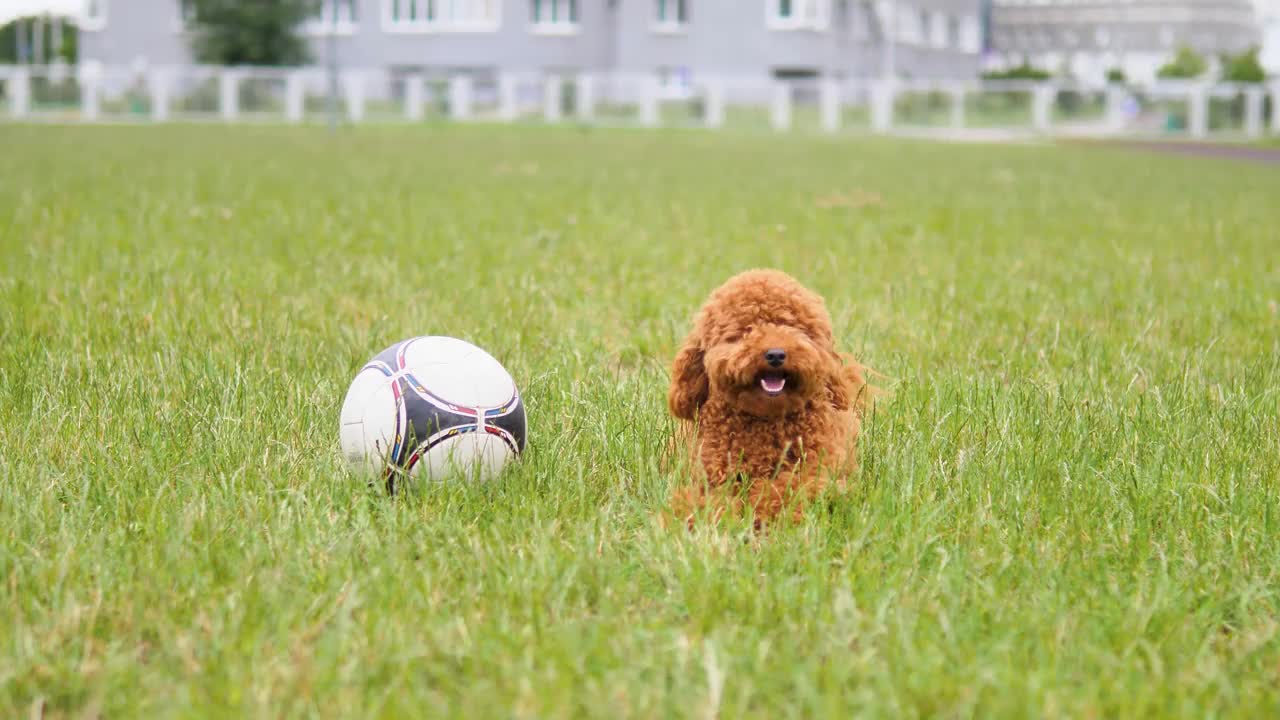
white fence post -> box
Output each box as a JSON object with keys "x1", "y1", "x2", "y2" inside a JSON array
[
  {"x1": 703, "y1": 77, "x2": 725, "y2": 129},
  {"x1": 285, "y1": 71, "x2": 305, "y2": 123},
  {"x1": 770, "y1": 82, "x2": 791, "y2": 131},
  {"x1": 639, "y1": 74, "x2": 659, "y2": 127},
  {"x1": 1105, "y1": 85, "x2": 1125, "y2": 132},
  {"x1": 819, "y1": 79, "x2": 840, "y2": 132},
  {"x1": 1032, "y1": 83, "x2": 1053, "y2": 132},
  {"x1": 870, "y1": 80, "x2": 894, "y2": 133},
  {"x1": 576, "y1": 73, "x2": 594, "y2": 122},
  {"x1": 949, "y1": 84, "x2": 965, "y2": 129},
  {"x1": 403, "y1": 74, "x2": 423, "y2": 121},
  {"x1": 1244, "y1": 86, "x2": 1263, "y2": 139},
  {"x1": 542, "y1": 75, "x2": 562, "y2": 123},
  {"x1": 498, "y1": 73, "x2": 518, "y2": 121},
  {"x1": 80, "y1": 64, "x2": 101, "y2": 121},
  {"x1": 149, "y1": 69, "x2": 170, "y2": 122},
  {"x1": 11, "y1": 67, "x2": 31, "y2": 119},
  {"x1": 449, "y1": 75, "x2": 473, "y2": 120},
  {"x1": 1188, "y1": 84, "x2": 1208, "y2": 139},
  {"x1": 1271, "y1": 82, "x2": 1280, "y2": 135},
  {"x1": 219, "y1": 68, "x2": 239, "y2": 121},
  {"x1": 344, "y1": 72, "x2": 365, "y2": 122}
]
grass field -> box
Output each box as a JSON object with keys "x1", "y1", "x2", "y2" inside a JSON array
[{"x1": 2, "y1": 124, "x2": 1279, "y2": 718}]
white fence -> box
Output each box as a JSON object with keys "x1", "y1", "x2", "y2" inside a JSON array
[{"x1": 1, "y1": 64, "x2": 1278, "y2": 140}]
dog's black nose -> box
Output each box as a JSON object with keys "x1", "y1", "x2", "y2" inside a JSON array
[{"x1": 764, "y1": 349, "x2": 787, "y2": 367}]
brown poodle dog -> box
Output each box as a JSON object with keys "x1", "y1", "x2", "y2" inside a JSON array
[{"x1": 666, "y1": 269, "x2": 874, "y2": 528}]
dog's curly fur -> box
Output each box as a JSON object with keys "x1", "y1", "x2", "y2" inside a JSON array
[{"x1": 666, "y1": 269, "x2": 874, "y2": 527}]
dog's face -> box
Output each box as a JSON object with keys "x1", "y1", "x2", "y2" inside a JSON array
[
  {"x1": 702, "y1": 317, "x2": 830, "y2": 418},
  {"x1": 669, "y1": 270, "x2": 852, "y2": 420}
]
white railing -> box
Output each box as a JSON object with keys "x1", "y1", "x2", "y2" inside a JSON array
[{"x1": 1, "y1": 64, "x2": 1278, "y2": 140}]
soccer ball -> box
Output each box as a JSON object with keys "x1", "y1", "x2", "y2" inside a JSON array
[{"x1": 339, "y1": 336, "x2": 526, "y2": 491}]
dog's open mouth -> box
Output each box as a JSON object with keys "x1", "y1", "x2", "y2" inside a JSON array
[{"x1": 758, "y1": 372, "x2": 788, "y2": 397}]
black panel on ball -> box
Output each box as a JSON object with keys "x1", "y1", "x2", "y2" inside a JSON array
[
  {"x1": 368, "y1": 338, "x2": 525, "y2": 494},
  {"x1": 489, "y1": 401, "x2": 527, "y2": 454}
]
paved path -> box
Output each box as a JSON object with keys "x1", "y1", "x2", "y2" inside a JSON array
[
  {"x1": 1109, "y1": 140, "x2": 1280, "y2": 165},
  {"x1": 890, "y1": 128, "x2": 1280, "y2": 165},
  {"x1": 890, "y1": 127, "x2": 1045, "y2": 144}
]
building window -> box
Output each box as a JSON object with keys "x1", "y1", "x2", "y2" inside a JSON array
[
  {"x1": 851, "y1": 1, "x2": 871, "y2": 40},
  {"x1": 897, "y1": 5, "x2": 922, "y2": 44},
  {"x1": 388, "y1": 0, "x2": 413, "y2": 21},
  {"x1": 960, "y1": 15, "x2": 980, "y2": 53},
  {"x1": 654, "y1": 0, "x2": 688, "y2": 31},
  {"x1": 768, "y1": 0, "x2": 829, "y2": 30},
  {"x1": 174, "y1": 0, "x2": 197, "y2": 30},
  {"x1": 83, "y1": 0, "x2": 107, "y2": 30},
  {"x1": 929, "y1": 11, "x2": 947, "y2": 48},
  {"x1": 306, "y1": 0, "x2": 358, "y2": 35},
  {"x1": 947, "y1": 15, "x2": 961, "y2": 48},
  {"x1": 532, "y1": 0, "x2": 579, "y2": 32},
  {"x1": 385, "y1": 0, "x2": 500, "y2": 32}
]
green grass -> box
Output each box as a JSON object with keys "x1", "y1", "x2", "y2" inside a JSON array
[{"x1": 2, "y1": 124, "x2": 1279, "y2": 718}]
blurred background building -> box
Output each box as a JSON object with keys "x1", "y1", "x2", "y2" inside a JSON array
[
  {"x1": 984, "y1": 0, "x2": 1263, "y2": 84},
  {"x1": 5, "y1": 1, "x2": 1275, "y2": 85},
  {"x1": 0, "y1": 0, "x2": 1275, "y2": 138},
  {"x1": 68, "y1": 0, "x2": 986, "y2": 84},
  {"x1": 1262, "y1": 0, "x2": 1280, "y2": 73}
]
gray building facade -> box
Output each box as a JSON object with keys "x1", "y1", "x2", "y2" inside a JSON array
[
  {"x1": 987, "y1": 0, "x2": 1261, "y2": 84},
  {"x1": 77, "y1": 0, "x2": 985, "y2": 83}
]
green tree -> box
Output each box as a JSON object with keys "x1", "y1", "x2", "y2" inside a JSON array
[
  {"x1": 981, "y1": 62, "x2": 1051, "y2": 81},
  {"x1": 1220, "y1": 46, "x2": 1266, "y2": 83},
  {"x1": 1105, "y1": 67, "x2": 1126, "y2": 84},
  {"x1": 188, "y1": 0, "x2": 318, "y2": 66},
  {"x1": 0, "y1": 15, "x2": 78, "y2": 64},
  {"x1": 1157, "y1": 46, "x2": 1208, "y2": 80}
]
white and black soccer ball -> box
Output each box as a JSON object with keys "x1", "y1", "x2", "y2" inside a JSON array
[{"x1": 339, "y1": 336, "x2": 526, "y2": 491}]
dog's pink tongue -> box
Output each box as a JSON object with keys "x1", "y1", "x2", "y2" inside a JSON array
[{"x1": 760, "y1": 376, "x2": 786, "y2": 394}]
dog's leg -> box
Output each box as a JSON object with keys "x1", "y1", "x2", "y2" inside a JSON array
[
  {"x1": 668, "y1": 480, "x2": 745, "y2": 530},
  {"x1": 748, "y1": 469, "x2": 825, "y2": 525}
]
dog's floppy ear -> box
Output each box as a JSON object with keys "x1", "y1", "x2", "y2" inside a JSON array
[{"x1": 668, "y1": 330, "x2": 709, "y2": 420}]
